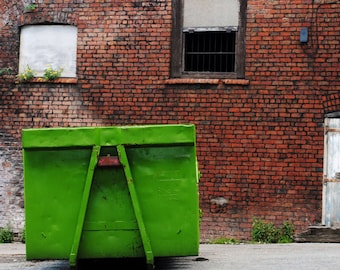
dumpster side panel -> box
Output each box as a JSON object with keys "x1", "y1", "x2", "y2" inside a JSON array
[
  {"x1": 24, "y1": 148, "x2": 92, "y2": 259},
  {"x1": 127, "y1": 145, "x2": 200, "y2": 257}
]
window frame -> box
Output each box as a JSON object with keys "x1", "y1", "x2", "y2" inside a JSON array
[{"x1": 170, "y1": 0, "x2": 247, "y2": 79}]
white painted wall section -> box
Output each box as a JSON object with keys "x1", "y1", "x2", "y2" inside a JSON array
[{"x1": 19, "y1": 25, "x2": 77, "y2": 77}]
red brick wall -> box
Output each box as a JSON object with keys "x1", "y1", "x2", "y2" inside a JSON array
[{"x1": 0, "y1": 0, "x2": 339, "y2": 240}]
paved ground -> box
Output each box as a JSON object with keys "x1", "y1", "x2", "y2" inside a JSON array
[{"x1": 1, "y1": 242, "x2": 340, "y2": 269}]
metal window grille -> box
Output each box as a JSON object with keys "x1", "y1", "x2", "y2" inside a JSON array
[{"x1": 184, "y1": 31, "x2": 236, "y2": 72}]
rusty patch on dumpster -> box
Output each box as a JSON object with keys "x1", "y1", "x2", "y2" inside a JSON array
[{"x1": 98, "y1": 155, "x2": 121, "y2": 167}]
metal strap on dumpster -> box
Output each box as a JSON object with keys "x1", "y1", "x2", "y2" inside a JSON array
[
  {"x1": 69, "y1": 144, "x2": 154, "y2": 268},
  {"x1": 69, "y1": 146, "x2": 101, "y2": 267},
  {"x1": 117, "y1": 144, "x2": 154, "y2": 268}
]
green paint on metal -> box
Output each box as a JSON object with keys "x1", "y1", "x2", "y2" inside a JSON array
[
  {"x1": 23, "y1": 124, "x2": 199, "y2": 267},
  {"x1": 69, "y1": 146, "x2": 100, "y2": 266},
  {"x1": 117, "y1": 144, "x2": 154, "y2": 268},
  {"x1": 24, "y1": 147, "x2": 93, "y2": 260},
  {"x1": 83, "y1": 221, "x2": 138, "y2": 231},
  {"x1": 22, "y1": 124, "x2": 196, "y2": 148}
]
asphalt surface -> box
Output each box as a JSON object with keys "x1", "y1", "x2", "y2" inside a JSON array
[{"x1": 1, "y1": 242, "x2": 340, "y2": 269}]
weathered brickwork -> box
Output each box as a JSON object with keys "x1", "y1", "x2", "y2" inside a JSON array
[{"x1": 0, "y1": 0, "x2": 339, "y2": 241}]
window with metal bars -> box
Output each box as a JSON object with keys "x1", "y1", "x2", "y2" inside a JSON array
[
  {"x1": 184, "y1": 31, "x2": 236, "y2": 72},
  {"x1": 171, "y1": 0, "x2": 246, "y2": 78}
]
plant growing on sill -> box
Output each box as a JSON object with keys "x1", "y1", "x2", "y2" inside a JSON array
[
  {"x1": 17, "y1": 65, "x2": 35, "y2": 82},
  {"x1": 43, "y1": 65, "x2": 63, "y2": 81}
]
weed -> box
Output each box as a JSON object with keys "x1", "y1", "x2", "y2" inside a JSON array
[
  {"x1": 0, "y1": 67, "x2": 11, "y2": 76},
  {"x1": 209, "y1": 237, "x2": 240, "y2": 244},
  {"x1": 21, "y1": 227, "x2": 26, "y2": 243},
  {"x1": 17, "y1": 65, "x2": 35, "y2": 82},
  {"x1": 24, "y1": 4, "x2": 37, "y2": 12},
  {"x1": 278, "y1": 221, "x2": 294, "y2": 243},
  {"x1": 0, "y1": 225, "x2": 14, "y2": 243},
  {"x1": 252, "y1": 217, "x2": 294, "y2": 244},
  {"x1": 43, "y1": 65, "x2": 63, "y2": 80}
]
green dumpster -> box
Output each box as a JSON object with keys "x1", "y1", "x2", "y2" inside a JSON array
[{"x1": 22, "y1": 124, "x2": 199, "y2": 268}]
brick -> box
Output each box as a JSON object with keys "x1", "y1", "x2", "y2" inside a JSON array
[{"x1": 1, "y1": 0, "x2": 340, "y2": 241}]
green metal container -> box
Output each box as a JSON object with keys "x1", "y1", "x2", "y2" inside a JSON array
[{"x1": 22, "y1": 124, "x2": 199, "y2": 268}]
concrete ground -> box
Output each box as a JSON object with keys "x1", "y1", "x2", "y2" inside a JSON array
[{"x1": 1, "y1": 242, "x2": 340, "y2": 269}]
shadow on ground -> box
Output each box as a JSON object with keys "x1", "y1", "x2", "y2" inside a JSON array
[{"x1": 77, "y1": 256, "x2": 201, "y2": 270}]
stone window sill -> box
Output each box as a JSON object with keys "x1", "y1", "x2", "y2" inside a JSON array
[
  {"x1": 16, "y1": 77, "x2": 78, "y2": 84},
  {"x1": 165, "y1": 78, "x2": 249, "y2": 85}
]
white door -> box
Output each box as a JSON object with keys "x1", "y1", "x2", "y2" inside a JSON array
[{"x1": 323, "y1": 117, "x2": 340, "y2": 227}]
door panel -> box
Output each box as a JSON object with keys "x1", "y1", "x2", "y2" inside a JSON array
[{"x1": 324, "y1": 118, "x2": 340, "y2": 226}]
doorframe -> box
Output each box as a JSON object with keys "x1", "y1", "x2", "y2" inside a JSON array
[
  {"x1": 322, "y1": 112, "x2": 340, "y2": 226},
  {"x1": 322, "y1": 116, "x2": 329, "y2": 226}
]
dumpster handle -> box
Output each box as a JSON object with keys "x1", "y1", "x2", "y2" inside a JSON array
[
  {"x1": 69, "y1": 145, "x2": 101, "y2": 267},
  {"x1": 117, "y1": 144, "x2": 154, "y2": 269}
]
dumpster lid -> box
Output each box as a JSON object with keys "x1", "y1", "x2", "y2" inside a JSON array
[{"x1": 22, "y1": 124, "x2": 196, "y2": 148}]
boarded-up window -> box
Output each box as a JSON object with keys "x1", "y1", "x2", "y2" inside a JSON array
[
  {"x1": 19, "y1": 25, "x2": 77, "y2": 78},
  {"x1": 183, "y1": 0, "x2": 239, "y2": 28}
]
